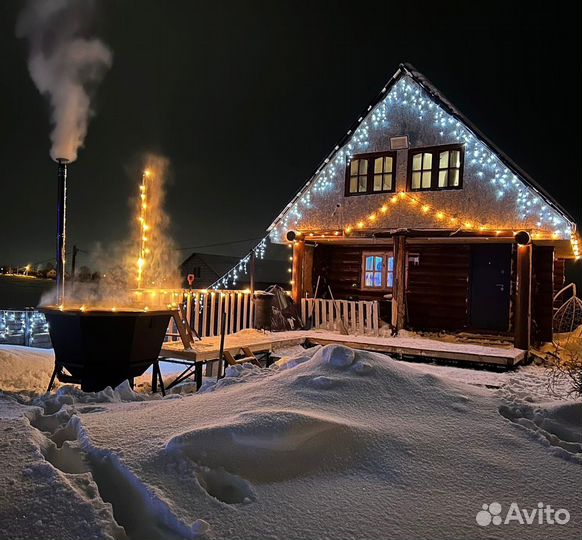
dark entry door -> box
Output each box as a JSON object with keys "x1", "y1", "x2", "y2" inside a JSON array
[{"x1": 469, "y1": 244, "x2": 511, "y2": 331}]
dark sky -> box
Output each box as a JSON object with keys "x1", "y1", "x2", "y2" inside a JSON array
[{"x1": 1, "y1": 0, "x2": 580, "y2": 269}]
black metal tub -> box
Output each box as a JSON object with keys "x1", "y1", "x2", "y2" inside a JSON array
[{"x1": 40, "y1": 308, "x2": 173, "y2": 392}]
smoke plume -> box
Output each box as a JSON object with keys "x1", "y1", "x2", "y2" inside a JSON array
[{"x1": 16, "y1": 0, "x2": 112, "y2": 162}]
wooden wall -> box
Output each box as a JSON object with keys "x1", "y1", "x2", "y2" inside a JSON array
[
  {"x1": 313, "y1": 242, "x2": 557, "y2": 339},
  {"x1": 312, "y1": 243, "x2": 471, "y2": 329},
  {"x1": 312, "y1": 245, "x2": 386, "y2": 300},
  {"x1": 531, "y1": 246, "x2": 554, "y2": 343},
  {"x1": 407, "y1": 245, "x2": 470, "y2": 331}
]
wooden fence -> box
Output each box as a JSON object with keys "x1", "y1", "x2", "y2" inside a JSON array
[
  {"x1": 167, "y1": 290, "x2": 255, "y2": 341},
  {"x1": 301, "y1": 298, "x2": 379, "y2": 336}
]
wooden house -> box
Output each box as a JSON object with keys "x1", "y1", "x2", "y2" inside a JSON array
[{"x1": 267, "y1": 64, "x2": 579, "y2": 349}]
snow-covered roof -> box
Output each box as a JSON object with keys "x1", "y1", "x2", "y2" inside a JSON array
[{"x1": 268, "y1": 63, "x2": 576, "y2": 235}]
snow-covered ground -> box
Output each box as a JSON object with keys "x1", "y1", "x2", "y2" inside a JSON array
[{"x1": 0, "y1": 344, "x2": 580, "y2": 540}]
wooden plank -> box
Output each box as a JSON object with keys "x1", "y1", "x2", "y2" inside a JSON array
[
  {"x1": 321, "y1": 299, "x2": 328, "y2": 328},
  {"x1": 349, "y1": 302, "x2": 356, "y2": 333},
  {"x1": 515, "y1": 244, "x2": 532, "y2": 350},
  {"x1": 358, "y1": 301, "x2": 365, "y2": 335},
  {"x1": 372, "y1": 301, "x2": 379, "y2": 336},
  {"x1": 236, "y1": 293, "x2": 242, "y2": 332},
  {"x1": 185, "y1": 293, "x2": 192, "y2": 328},
  {"x1": 201, "y1": 293, "x2": 208, "y2": 338},
  {"x1": 327, "y1": 300, "x2": 335, "y2": 331},
  {"x1": 314, "y1": 299, "x2": 321, "y2": 328},
  {"x1": 301, "y1": 298, "x2": 307, "y2": 324},
  {"x1": 365, "y1": 302, "x2": 372, "y2": 335},
  {"x1": 305, "y1": 337, "x2": 525, "y2": 367},
  {"x1": 228, "y1": 294, "x2": 235, "y2": 335},
  {"x1": 216, "y1": 293, "x2": 223, "y2": 338},
  {"x1": 242, "y1": 293, "x2": 248, "y2": 329},
  {"x1": 292, "y1": 240, "x2": 305, "y2": 304},
  {"x1": 171, "y1": 310, "x2": 192, "y2": 349},
  {"x1": 193, "y1": 292, "x2": 201, "y2": 336}
]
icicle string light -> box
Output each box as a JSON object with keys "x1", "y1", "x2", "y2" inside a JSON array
[
  {"x1": 209, "y1": 237, "x2": 269, "y2": 290},
  {"x1": 268, "y1": 73, "x2": 575, "y2": 245}
]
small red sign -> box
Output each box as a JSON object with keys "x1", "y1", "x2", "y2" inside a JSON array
[{"x1": 187, "y1": 274, "x2": 196, "y2": 286}]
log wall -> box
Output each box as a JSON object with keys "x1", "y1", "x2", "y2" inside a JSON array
[
  {"x1": 531, "y1": 245, "x2": 554, "y2": 343},
  {"x1": 406, "y1": 245, "x2": 470, "y2": 330}
]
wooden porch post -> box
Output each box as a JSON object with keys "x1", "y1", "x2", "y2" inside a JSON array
[
  {"x1": 292, "y1": 240, "x2": 305, "y2": 305},
  {"x1": 392, "y1": 233, "x2": 407, "y2": 331},
  {"x1": 515, "y1": 243, "x2": 532, "y2": 350}
]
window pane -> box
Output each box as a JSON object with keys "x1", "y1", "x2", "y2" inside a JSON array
[
  {"x1": 412, "y1": 153, "x2": 422, "y2": 171},
  {"x1": 438, "y1": 170, "x2": 447, "y2": 187},
  {"x1": 359, "y1": 160, "x2": 368, "y2": 174},
  {"x1": 450, "y1": 150, "x2": 460, "y2": 168},
  {"x1": 373, "y1": 272, "x2": 382, "y2": 287},
  {"x1": 374, "y1": 158, "x2": 383, "y2": 173},
  {"x1": 450, "y1": 169, "x2": 460, "y2": 187},
  {"x1": 358, "y1": 176, "x2": 367, "y2": 192},
  {"x1": 375, "y1": 257, "x2": 383, "y2": 271},
  {"x1": 365, "y1": 272, "x2": 374, "y2": 287},
  {"x1": 387, "y1": 271, "x2": 394, "y2": 288},
  {"x1": 439, "y1": 151, "x2": 449, "y2": 169},
  {"x1": 349, "y1": 177, "x2": 357, "y2": 193},
  {"x1": 373, "y1": 174, "x2": 382, "y2": 191},
  {"x1": 384, "y1": 157, "x2": 393, "y2": 173},
  {"x1": 350, "y1": 160, "x2": 358, "y2": 174},
  {"x1": 412, "y1": 171, "x2": 421, "y2": 189},
  {"x1": 383, "y1": 174, "x2": 392, "y2": 191},
  {"x1": 387, "y1": 256, "x2": 394, "y2": 271},
  {"x1": 422, "y1": 171, "x2": 432, "y2": 188},
  {"x1": 423, "y1": 152, "x2": 433, "y2": 170},
  {"x1": 365, "y1": 256, "x2": 374, "y2": 271}
]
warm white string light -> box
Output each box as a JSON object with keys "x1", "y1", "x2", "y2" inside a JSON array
[{"x1": 268, "y1": 72, "x2": 575, "y2": 246}]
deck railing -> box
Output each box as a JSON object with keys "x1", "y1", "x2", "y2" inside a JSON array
[
  {"x1": 166, "y1": 289, "x2": 255, "y2": 341},
  {"x1": 301, "y1": 298, "x2": 379, "y2": 336}
]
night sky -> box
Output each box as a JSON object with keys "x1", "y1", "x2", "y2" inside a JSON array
[{"x1": 1, "y1": 0, "x2": 580, "y2": 270}]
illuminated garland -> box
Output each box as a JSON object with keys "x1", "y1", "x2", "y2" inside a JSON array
[
  {"x1": 268, "y1": 74, "x2": 575, "y2": 245},
  {"x1": 136, "y1": 169, "x2": 151, "y2": 289},
  {"x1": 343, "y1": 191, "x2": 554, "y2": 238},
  {"x1": 0, "y1": 310, "x2": 49, "y2": 345},
  {"x1": 209, "y1": 237, "x2": 269, "y2": 289}
]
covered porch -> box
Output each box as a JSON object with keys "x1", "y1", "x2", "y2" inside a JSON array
[{"x1": 289, "y1": 228, "x2": 575, "y2": 350}]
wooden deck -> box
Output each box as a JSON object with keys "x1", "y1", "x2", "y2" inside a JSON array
[{"x1": 160, "y1": 329, "x2": 526, "y2": 367}]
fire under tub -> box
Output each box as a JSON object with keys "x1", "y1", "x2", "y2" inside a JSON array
[{"x1": 40, "y1": 307, "x2": 173, "y2": 392}]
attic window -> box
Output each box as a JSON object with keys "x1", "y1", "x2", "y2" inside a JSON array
[
  {"x1": 408, "y1": 144, "x2": 464, "y2": 191},
  {"x1": 346, "y1": 151, "x2": 397, "y2": 196}
]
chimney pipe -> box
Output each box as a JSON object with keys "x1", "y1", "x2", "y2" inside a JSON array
[{"x1": 55, "y1": 158, "x2": 68, "y2": 305}]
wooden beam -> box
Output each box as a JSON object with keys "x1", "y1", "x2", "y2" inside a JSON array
[
  {"x1": 515, "y1": 243, "x2": 532, "y2": 350},
  {"x1": 392, "y1": 233, "x2": 407, "y2": 330},
  {"x1": 292, "y1": 240, "x2": 305, "y2": 304},
  {"x1": 303, "y1": 243, "x2": 314, "y2": 297}
]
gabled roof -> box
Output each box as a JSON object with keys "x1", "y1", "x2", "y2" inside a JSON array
[{"x1": 268, "y1": 63, "x2": 575, "y2": 232}]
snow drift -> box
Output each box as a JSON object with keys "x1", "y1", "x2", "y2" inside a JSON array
[{"x1": 2, "y1": 343, "x2": 581, "y2": 539}]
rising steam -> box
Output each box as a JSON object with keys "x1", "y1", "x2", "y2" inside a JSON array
[{"x1": 16, "y1": 0, "x2": 112, "y2": 162}]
